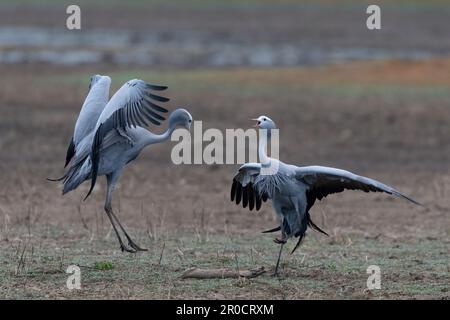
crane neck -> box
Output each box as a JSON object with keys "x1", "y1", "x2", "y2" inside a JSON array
[
  {"x1": 144, "y1": 122, "x2": 177, "y2": 146},
  {"x1": 258, "y1": 129, "x2": 271, "y2": 165}
]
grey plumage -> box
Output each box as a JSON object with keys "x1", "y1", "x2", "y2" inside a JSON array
[
  {"x1": 50, "y1": 75, "x2": 193, "y2": 253},
  {"x1": 86, "y1": 79, "x2": 171, "y2": 200},
  {"x1": 63, "y1": 75, "x2": 111, "y2": 168},
  {"x1": 230, "y1": 115, "x2": 421, "y2": 275}
]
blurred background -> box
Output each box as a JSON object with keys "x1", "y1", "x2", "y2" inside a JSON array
[
  {"x1": 2, "y1": 0, "x2": 450, "y2": 67},
  {"x1": 0, "y1": 0, "x2": 449, "y2": 299}
]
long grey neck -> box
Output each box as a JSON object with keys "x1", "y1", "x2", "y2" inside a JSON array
[
  {"x1": 144, "y1": 121, "x2": 177, "y2": 146},
  {"x1": 258, "y1": 129, "x2": 271, "y2": 165}
]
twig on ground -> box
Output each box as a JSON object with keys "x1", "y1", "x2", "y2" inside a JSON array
[{"x1": 180, "y1": 266, "x2": 266, "y2": 279}]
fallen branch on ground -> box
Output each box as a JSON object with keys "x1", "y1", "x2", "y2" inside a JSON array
[{"x1": 180, "y1": 266, "x2": 266, "y2": 279}]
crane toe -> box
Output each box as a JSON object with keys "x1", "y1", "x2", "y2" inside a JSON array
[
  {"x1": 128, "y1": 241, "x2": 147, "y2": 252},
  {"x1": 273, "y1": 237, "x2": 287, "y2": 244},
  {"x1": 120, "y1": 244, "x2": 137, "y2": 253}
]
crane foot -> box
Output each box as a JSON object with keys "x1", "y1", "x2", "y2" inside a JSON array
[
  {"x1": 128, "y1": 240, "x2": 148, "y2": 252},
  {"x1": 120, "y1": 244, "x2": 137, "y2": 253},
  {"x1": 273, "y1": 237, "x2": 287, "y2": 244}
]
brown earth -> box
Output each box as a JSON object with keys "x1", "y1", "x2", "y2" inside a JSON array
[{"x1": 0, "y1": 59, "x2": 449, "y2": 236}]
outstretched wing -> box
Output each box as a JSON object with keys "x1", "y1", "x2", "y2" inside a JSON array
[
  {"x1": 64, "y1": 75, "x2": 111, "y2": 168},
  {"x1": 84, "y1": 79, "x2": 170, "y2": 200},
  {"x1": 295, "y1": 166, "x2": 421, "y2": 206},
  {"x1": 230, "y1": 163, "x2": 269, "y2": 211}
]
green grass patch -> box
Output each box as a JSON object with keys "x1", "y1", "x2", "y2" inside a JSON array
[{"x1": 93, "y1": 261, "x2": 114, "y2": 271}]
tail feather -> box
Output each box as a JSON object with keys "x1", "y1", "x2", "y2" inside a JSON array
[
  {"x1": 62, "y1": 157, "x2": 89, "y2": 195},
  {"x1": 262, "y1": 226, "x2": 281, "y2": 233},
  {"x1": 84, "y1": 124, "x2": 103, "y2": 201},
  {"x1": 290, "y1": 213, "x2": 328, "y2": 255},
  {"x1": 64, "y1": 137, "x2": 76, "y2": 168},
  {"x1": 290, "y1": 233, "x2": 305, "y2": 255},
  {"x1": 308, "y1": 216, "x2": 329, "y2": 236},
  {"x1": 47, "y1": 173, "x2": 68, "y2": 182}
]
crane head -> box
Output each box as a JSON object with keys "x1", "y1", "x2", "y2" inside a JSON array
[
  {"x1": 252, "y1": 115, "x2": 276, "y2": 130},
  {"x1": 169, "y1": 108, "x2": 193, "y2": 130}
]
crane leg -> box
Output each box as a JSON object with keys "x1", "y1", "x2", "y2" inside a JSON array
[
  {"x1": 272, "y1": 243, "x2": 284, "y2": 277},
  {"x1": 109, "y1": 209, "x2": 147, "y2": 251},
  {"x1": 105, "y1": 172, "x2": 147, "y2": 252},
  {"x1": 105, "y1": 206, "x2": 136, "y2": 253}
]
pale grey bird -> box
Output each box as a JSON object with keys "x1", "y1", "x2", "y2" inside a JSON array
[
  {"x1": 49, "y1": 75, "x2": 193, "y2": 253},
  {"x1": 230, "y1": 116, "x2": 421, "y2": 276}
]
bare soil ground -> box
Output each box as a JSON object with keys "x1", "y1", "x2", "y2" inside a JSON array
[{"x1": 0, "y1": 58, "x2": 449, "y2": 299}]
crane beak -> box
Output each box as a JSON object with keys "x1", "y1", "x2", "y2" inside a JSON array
[{"x1": 251, "y1": 118, "x2": 260, "y2": 127}]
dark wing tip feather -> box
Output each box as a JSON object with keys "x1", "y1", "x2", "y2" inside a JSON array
[
  {"x1": 390, "y1": 190, "x2": 423, "y2": 207},
  {"x1": 231, "y1": 172, "x2": 263, "y2": 211},
  {"x1": 242, "y1": 186, "x2": 248, "y2": 208},
  {"x1": 146, "y1": 92, "x2": 170, "y2": 103},
  {"x1": 84, "y1": 166, "x2": 96, "y2": 201},
  {"x1": 248, "y1": 185, "x2": 255, "y2": 211},
  {"x1": 235, "y1": 183, "x2": 242, "y2": 205},
  {"x1": 145, "y1": 115, "x2": 161, "y2": 126},
  {"x1": 85, "y1": 124, "x2": 103, "y2": 201},
  {"x1": 142, "y1": 106, "x2": 166, "y2": 121},
  {"x1": 290, "y1": 234, "x2": 305, "y2": 255},
  {"x1": 145, "y1": 100, "x2": 169, "y2": 113},
  {"x1": 133, "y1": 103, "x2": 149, "y2": 127},
  {"x1": 231, "y1": 180, "x2": 237, "y2": 201},
  {"x1": 146, "y1": 83, "x2": 168, "y2": 91},
  {"x1": 255, "y1": 194, "x2": 262, "y2": 211},
  {"x1": 64, "y1": 137, "x2": 75, "y2": 168}
]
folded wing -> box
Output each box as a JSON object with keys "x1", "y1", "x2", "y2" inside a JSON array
[{"x1": 64, "y1": 75, "x2": 111, "y2": 167}]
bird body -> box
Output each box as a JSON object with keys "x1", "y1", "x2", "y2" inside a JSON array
[
  {"x1": 231, "y1": 115, "x2": 421, "y2": 275},
  {"x1": 63, "y1": 119, "x2": 186, "y2": 194},
  {"x1": 234, "y1": 160, "x2": 314, "y2": 244},
  {"x1": 50, "y1": 75, "x2": 192, "y2": 252}
]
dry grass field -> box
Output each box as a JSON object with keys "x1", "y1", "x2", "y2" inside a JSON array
[
  {"x1": 0, "y1": 0, "x2": 449, "y2": 299},
  {"x1": 0, "y1": 59, "x2": 449, "y2": 299}
]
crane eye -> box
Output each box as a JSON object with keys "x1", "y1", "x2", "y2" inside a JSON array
[{"x1": 263, "y1": 118, "x2": 266, "y2": 121}]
